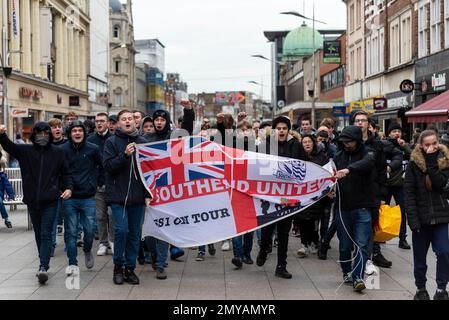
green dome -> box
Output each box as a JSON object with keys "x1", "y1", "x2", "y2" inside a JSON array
[{"x1": 283, "y1": 23, "x2": 324, "y2": 61}]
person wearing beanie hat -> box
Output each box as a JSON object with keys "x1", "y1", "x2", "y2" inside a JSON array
[
  {"x1": 108, "y1": 115, "x2": 119, "y2": 135},
  {"x1": 256, "y1": 116, "x2": 306, "y2": 280},
  {"x1": 60, "y1": 120, "x2": 103, "y2": 275},
  {"x1": 0, "y1": 123, "x2": 73, "y2": 285},
  {"x1": 142, "y1": 102, "x2": 195, "y2": 280},
  {"x1": 386, "y1": 122, "x2": 412, "y2": 250}
]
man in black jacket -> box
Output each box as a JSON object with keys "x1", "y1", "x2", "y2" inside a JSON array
[
  {"x1": 87, "y1": 113, "x2": 114, "y2": 257},
  {"x1": 0, "y1": 123, "x2": 73, "y2": 285},
  {"x1": 334, "y1": 125, "x2": 376, "y2": 292},
  {"x1": 256, "y1": 116, "x2": 307, "y2": 279},
  {"x1": 104, "y1": 110, "x2": 152, "y2": 286},
  {"x1": 405, "y1": 130, "x2": 449, "y2": 300},
  {"x1": 61, "y1": 121, "x2": 102, "y2": 276}
]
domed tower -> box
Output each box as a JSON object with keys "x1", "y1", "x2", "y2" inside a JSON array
[{"x1": 283, "y1": 22, "x2": 324, "y2": 61}]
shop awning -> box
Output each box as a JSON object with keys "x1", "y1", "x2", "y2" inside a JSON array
[{"x1": 406, "y1": 90, "x2": 449, "y2": 123}]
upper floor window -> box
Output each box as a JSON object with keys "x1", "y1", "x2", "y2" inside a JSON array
[{"x1": 113, "y1": 25, "x2": 120, "y2": 39}]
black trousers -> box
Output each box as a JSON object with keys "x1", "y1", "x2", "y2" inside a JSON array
[{"x1": 260, "y1": 217, "x2": 293, "y2": 268}]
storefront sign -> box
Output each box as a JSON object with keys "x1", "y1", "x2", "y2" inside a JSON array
[
  {"x1": 332, "y1": 106, "x2": 349, "y2": 117},
  {"x1": 11, "y1": 0, "x2": 20, "y2": 39},
  {"x1": 431, "y1": 73, "x2": 447, "y2": 92},
  {"x1": 373, "y1": 98, "x2": 387, "y2": 110},
  {"x1": 19, "y1": 87, "x2": 43, "y2": 100},
  {"x1": 10, "y1": 108, "x2": 29, "y2": 118},
  {"x1": 400, "y1": 79, "x2": 415, "y2": 94},
  {"x1": 323, "y1": 41, "x2": 341, "y2": 64}
]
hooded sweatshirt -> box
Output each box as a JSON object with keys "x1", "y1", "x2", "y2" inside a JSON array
[
  {"x1": 334, "y1": 126, "x2": 376, "y2": 210},
  {"x1": 145, "y1": 108, "x2": 195, "y2": 143},
  {"x1": 0, "y1": 122, "x2": 73, "y2": 209}
]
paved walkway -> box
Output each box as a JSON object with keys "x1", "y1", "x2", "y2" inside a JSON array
[{"x1": 0, "y1": 207, "x2": 438, "y2": 300}]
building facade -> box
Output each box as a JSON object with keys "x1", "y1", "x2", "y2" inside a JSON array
[
  {"x1": 89, "y1": 0, "x2": 109, "y2": 116},
  {"x1": 0, "y1": 0, "x2": 90, "y2": 138},
  {"x1": 109, "y1": 0, "x2": 139, "y2": 113}
]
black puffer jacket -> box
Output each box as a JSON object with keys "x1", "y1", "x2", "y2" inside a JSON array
[
  {"x1": 87, "y1": 131, "x2": 111, "y2": 187},
  {"x1": 404, "y1": 144, "x2": 449, "y2": 231},
  {"x1": 103, "y1": 129, "x2": 151, "y2": 205},
  {"x1": 0, "y1": 123, "x2": 73, "y2": 209},
  {"x1": 385, "y1": 137, "x2": 411, "y2": 187},
  {"x1": 334, "y1": 126, "x2": 376, "y2": 210}
]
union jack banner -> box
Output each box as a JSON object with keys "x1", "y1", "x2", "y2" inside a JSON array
[{"x1": 136, "y1": 137, "x2": 336, "y2": 248}]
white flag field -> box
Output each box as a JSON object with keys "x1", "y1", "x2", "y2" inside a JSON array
[{"x1": 136, "y1": 137, "x2": 337, "y2": 248}]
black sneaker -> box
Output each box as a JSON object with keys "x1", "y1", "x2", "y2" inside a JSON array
[
  {"x1": 232, "y1": 257, "x2": 243, "y2": 269},
  {"x1": 124, "y1": 268, "x2": 140, "y2": 285},
  {"x1": 399, "y1": 239, "x2": 411, "y2": 250},
  {"x1": 275, "y1": 267, "x2": 292, "y2": 279},
  {"x1": 4, "y1": 220, "x2": 12, "y2": 229},
  {"x1": 137, "y1": 257, "x2": 145, "y2": 266},
  {"x1": 434, "y1": 290, "x2": 449, "y2": 300},
  {"x1": 77, "y1": 239, "x2": 84, "y2": 248},
  {"x1": 113, "y1": 265, "x2": 124, "y2": 285},
  {"x1": 242, "y1": 255, "x2": 254, "y2": 265},
  {"x1": 267, "y1": 243, "x2": 273, "y2": 254},
  {"x1": 57, "y1": 225, "x2": 63, "y2": 234},
  {"x1": 36, "y1": 267, "x2": 48, "y2": 285},
  {"x1": 156, "y1": 268, "x2": 167, "y2": 280},
  {"x1": 353, "y1": 279, "x2": 366, "y2": 292},
  {"x1": 208, "y1": 244, "x2": 216, "y2": 256},
  {"x1": 256, "y1": 250, "x2": 268, "y2": 267},
  {"x1": 373, "y1": 253, "x2": 392, "y2": 268},
  {"x1": 317, "y1": 242, "x2": 328, "y2": 260},
  {"x1": 414, "y1": 289, "x2": 430, "y2": 300}
]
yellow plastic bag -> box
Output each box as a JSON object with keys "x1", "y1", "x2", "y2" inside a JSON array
[{"x1": 374, "y1": 205, "x2": 402, "y2": 243}]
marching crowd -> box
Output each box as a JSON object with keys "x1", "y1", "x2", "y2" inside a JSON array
[{"x1": 0, "y1": 102, "x2": 448, "y2": 301}]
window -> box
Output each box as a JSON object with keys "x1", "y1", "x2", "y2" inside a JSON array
[
  {"x1": 401, "y1": 11, "x2": 412, "y2": 63},
  {"x1": 350, "y1": 49, "x2": 355, "y2": 81},
  {"x1": 366, "y1": 28, "x2": 384, "y2": 76},
  {"x1": 350, "y1": 4, "x2": 355, "y2": 32},
  {"x1": 356, "y1": 0, "x2": 362, "y2": 29},
  {"x1": 356, "y1": 46, "x2": 362, "y2": 79},
  {"x1": 115, "y1": 61, "x2": 121, "y2": 73},
  {"x1": 431, "y1": 0, "x2": 441, "y2": 53},
  {"x1": 115, "y1": 93, "x2": 121, "y2": 108},
  {"x1": 113, "y1": 25, "x2": 120, "y2": 39},
  {"x1": 379, "y1": 28, "x2": 384, "y2": 71},
  {"x1": 419, "y1": 4, "x2": 429, "y2": 57},
  {"x1": 321, "y1": 66, "x2": 345, "y2": 91},
  {"x1": 390, "y1": 18, "x2": 400, "y2": 67},
  {"x1": 366, "y1": 38, "x2": 371, "y2": 76},
  {"x1": 445, "y1": 0, "x2": 449, "y2": 47}
]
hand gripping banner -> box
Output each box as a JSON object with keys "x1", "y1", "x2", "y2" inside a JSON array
[{"x1": 136, "y1": 137, "x2": 337, "y2": 248}]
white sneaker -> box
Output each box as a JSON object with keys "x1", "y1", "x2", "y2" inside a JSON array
[
  {"x1": 310, "y1": 243, "x2": 319, "y2": 255},
  {"x1": 65, "y1": 265, "x2": 80, "y2": 277},
  {"x1": 221, "y1": 240, "x2": 230, "y2": 251},
  {"x1": 365, "y1": 260, "x2": 378, "y2": 276},
  {"x1": 109, "y1": 242, "x2": 114, "y2": 255},
  {"x1": 297, "y1": 246, "x2": 309, "y2": 258},
  {"x1": 97, "y1": 244, "x2": 108, "y2": 256}
]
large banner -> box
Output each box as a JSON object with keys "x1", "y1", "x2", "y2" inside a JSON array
[{"x1": 137, "y1": 137, "x2": 337, "y2": 248}]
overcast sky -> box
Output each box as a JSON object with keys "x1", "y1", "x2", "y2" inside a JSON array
[{"x1": 132, "y1": 0, "x2": 346, "y2": 100}]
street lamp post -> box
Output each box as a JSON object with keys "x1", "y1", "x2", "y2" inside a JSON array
[{"x1": 281, "y1": 1, "x2": 326, "y2": 128}]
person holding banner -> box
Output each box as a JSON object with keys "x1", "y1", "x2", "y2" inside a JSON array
[
  {"x1": 256, "y1": 116, "x2": 306, "y2": 279},
  {"x1": 103, "y1": 110, "x2": 152, "y2": 285},
  {"x1": 404, "y1": 130, "x2": 449, "y2": 300},
  {"x1": 334, "y1": 125, "x2": 376, "y2": 292}
]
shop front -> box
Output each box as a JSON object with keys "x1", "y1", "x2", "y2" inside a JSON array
[{"x1": 6, "y1": 74, "x2": 89, "y2": 137}]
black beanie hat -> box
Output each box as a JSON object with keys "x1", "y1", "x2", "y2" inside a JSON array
[
  {"x1": 387, "y1": 123, "x2": 402, "y2": 135},
  {"x1": 272, "y1": 116, "x2": 292, "y2": 131}
]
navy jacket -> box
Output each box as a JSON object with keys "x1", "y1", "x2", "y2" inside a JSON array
[
  {"x1": 103, "y1": 129, "x2": 151, "y2": 205},
  {"x1": 0, "y1": 133, "x2": 73, "y2": 209},
  {"x1": 87, "y1": 131, "x2": 112, "y2": 186},
  {"x1": 60, "y1": 141, "x2": 102, "y2": 199}
]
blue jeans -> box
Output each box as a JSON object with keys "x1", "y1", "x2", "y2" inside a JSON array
[
  {"x1": 0, "y1": 200, "x2": 9, "y2": 220},
  {"x1": 232, "y1": 232, "x2": 254, "y2": 258},
  {"x1": 336, "y1": 208, "x2": 372, "y2": 281},
  {"x1": 155, "y1": 239, "x2": 169, "y2": 269},
  {"x1": 28, "y1": 203, "x2": 58, "y2": 271},
  {"x1": 111, "y1": 204, "x2": 145, "y2": 270},
  {"x1": 386, "y1": 186, "x2": 407, "y2": 240},
  {"x1": 51, "y1": 199, "x2": 63, "y2": 249},
  {"x1": 63, "y1": 198, "x2": 96, "y2": 266},
  {"x1": 412, "y1": 224, "x2": 449, "y2": 290}
]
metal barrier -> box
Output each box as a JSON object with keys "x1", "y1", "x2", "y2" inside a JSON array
[{"x1": 3, "y1": 168, "x2": 32, "y2": 230}]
